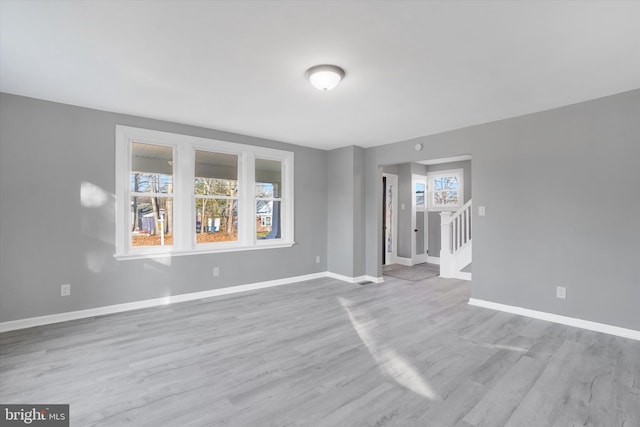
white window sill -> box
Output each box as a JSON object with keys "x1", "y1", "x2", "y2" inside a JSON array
[
  {"x1": 428, "y1": 206, "x2": 462, "y2": 212},
  {"x1": 114, "y1": 241, "x2": 296, "y2": 261}
]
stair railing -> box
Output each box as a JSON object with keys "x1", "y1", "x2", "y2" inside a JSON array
[{"x1": 440, "y1": 199, "x2": 472, "y2": 278}]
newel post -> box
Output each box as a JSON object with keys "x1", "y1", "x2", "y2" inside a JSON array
[{"x1": 440, "y1": 212, "x2": 453, "y2": 278}]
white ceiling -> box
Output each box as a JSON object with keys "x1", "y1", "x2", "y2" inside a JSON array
[{"x1": 1, "y1": 1, "x2": 639, "y2": 150}]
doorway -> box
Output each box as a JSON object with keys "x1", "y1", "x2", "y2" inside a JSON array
[
  {"x1": 382, "y1": 173, "x2": 398, "y2": 265},
  {"x1": 412, "y1": 174, "x2": 428, "y2": 264}
]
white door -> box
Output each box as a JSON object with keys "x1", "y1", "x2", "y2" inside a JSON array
[
  {"x1": 412, "y1": 175, "x2": 428, "y2": 265},
  {"x1": 382, "y1": 173, "x2": 398, "y2": 265}
]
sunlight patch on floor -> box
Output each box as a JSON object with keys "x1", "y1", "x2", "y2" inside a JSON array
[
  {"x1": 339, "y1": 296, "x2": 439, "y2": 401},
  {"x1": 480, "y1": 343, "x2": 528, "y2": 353}
]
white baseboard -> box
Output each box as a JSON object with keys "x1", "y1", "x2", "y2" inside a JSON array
[
  {"x1": 414, "y1": 254, "x2": 428, "y2": 265},
  {"x1": 427, "y1": 256, "x2": 440, "y2": 265},
  {"x1": 0, "y1": 272, "x2": 328, "y2": 333},
  {"x1": 395, "y1": 256, "x2": 414, "y2": 266},
  {"x1": 396, "y1": 255, "x2": 429, "y2": 267},
  {"x1": 452, "y1": 271, "x2": 472, "y2": 281},
  {"x1": 468, "y1": 298, "x2": 640, "y2": 341},
  {"x1": 326, "y1": 272, "x2": 384, "y2": 284}
]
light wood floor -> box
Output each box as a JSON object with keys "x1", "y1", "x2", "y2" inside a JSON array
[{"x1": 1, "y1": 275, "x2": 639, "y2": 426}]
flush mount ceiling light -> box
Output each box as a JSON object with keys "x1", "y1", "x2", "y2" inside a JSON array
[{"x1": 306, "y1": 64, "x2": 345, "y2": 91}]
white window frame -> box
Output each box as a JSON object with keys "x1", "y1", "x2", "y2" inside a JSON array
[
  {"x1": 190, "y1": 143, "x2": 244, "y2": 252},
  {"x1": 254, "y1": 155, "x2": 286, "y2": 246},
  {"x1": 427, "y1": 168, "x2": 463, "y2": 211},
  {"x1": 415, "y1": 180, "x2": 426, "y2": 213},
  {"x1": 115, "y1": 125, "x2": 294, "y2": 260}
]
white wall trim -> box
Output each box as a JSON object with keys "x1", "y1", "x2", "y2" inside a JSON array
[
  {"x1": 413, "y1": 253, "x2": 428, "y2": 265},
  {"x1": 395, "y1": 256, "x2": 434, "y2": 267},
  {"x1": 416, "y1": 154, "x2": 472, "y2": 166},
  {"x1": 452, "y1": 271, "x2": 472, "y2": 281},
  {"x1": 382, "y1": 173, "x2": 398, "y2": 266},
  {"x1": 0, "y1": 272, "x2": 327, "y2": 333},
  {"x1": 326, "y1": 272, "x2": 384, "y2": 284},
  {"x1": 411, "y1": 174, "x2": 428, "y2": 265},
  {"x1": 468, "y1": 298, "x2": 640, "y2": 341},
  {"x1": 395, "y1": 256, "x2": 414, "y2": 266},
  {"x1": 114, "y1": 241, "x2": 296, "y2": 260}
]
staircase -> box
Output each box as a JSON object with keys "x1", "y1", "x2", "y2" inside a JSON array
[{"x1": 440, "y1": 199, "x2": 472, "y2": 280}]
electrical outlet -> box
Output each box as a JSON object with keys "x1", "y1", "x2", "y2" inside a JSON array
[
  {"x1": 556, "y1": 286, "x2": 566, "y2": 299},
  {"x1": 213, "y1": 267, "x2": 220, "y2": 277},
  {"x1": 316, "y1": 255, "x2": 320, "y2": 264},
  {"x1": 61, "y1": 283, "x2": 71, "y2": 297}
]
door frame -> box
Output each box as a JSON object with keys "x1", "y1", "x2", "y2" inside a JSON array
[
  {"x1": 411, "y1": 174, "x2": 428, "y2": 265},
  {"x1": 382, "y1": 173, "x2": 398, "y2": 265}
]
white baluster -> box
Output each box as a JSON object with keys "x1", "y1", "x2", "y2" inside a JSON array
[
  {"x1": 465, "y1": 206, "x2": 470, "y2": 244},
  {"x1": 441, "y1": 200, "x2": 473, "y2": 279},
  {"x1": 462, "y1": 209, "x2": 467, "y2": 245},
  {"x1": 440, "y1": 212, "x2": 453, "y2": 278}
]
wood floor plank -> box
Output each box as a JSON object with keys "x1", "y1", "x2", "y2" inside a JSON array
[
  {"x1": 462, "y1": 353, "x2": 548, "y2": 426},
  {"x1": 2, "y1": 276, "x2": 639, "y2": 426},
  {"x1": 503, "y1": 339, "x2": 585, "y2": 427}
]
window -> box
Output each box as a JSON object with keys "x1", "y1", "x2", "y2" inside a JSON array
[
  {"x1": 194, "y1": 150, "x2": 239, "y2": 244},
  {"x1": 427, "y1": 169, "x2": 463, "y2": 211},
  {"x1": 115, "y1": 126, "x2": 294, "y2": 259},
  {"x1": 415, "y1": 181, "x2": 426, "y2": 211},
  {"x1": 255, "y1": 158, "x2": 282, "y2": 240},
  {"x1": 130, "y1": 142, "x2": 174, "y2": 248}
]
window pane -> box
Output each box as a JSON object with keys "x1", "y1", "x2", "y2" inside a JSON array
[
  {"x1": 434, "y1": 176, "x2": 458, "y2": 192},
  {"x1": 256, "y1": 158, "x2": 281, "y2": 198},
  {"x1": 433, "y1": 191, "x2": 458, "y2": 205},
  {"x1": 256, "y1": 200, "x2": 281, "y2": 239},
  {"x1": 195, "y1": 150, "x2": 238, "y2": 196},
  {"x1": 416, "y1": 182, "x2": 425, "y2": 207},
  {"x1": 130, "y1": 196, "x2": 173, "y2": 246},
  {"x1": 195, "y1": 198, "x2": 238, "y2": 243},
  {"x1": 131, "y1": 143, "x2": 173, "y2": 193},
  {"x1": 446, "y1": 191, "x2": 458, "y2": 204}
]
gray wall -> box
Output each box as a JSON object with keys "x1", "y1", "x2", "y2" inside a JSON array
[
  {"x1": 2, "y1": 89, "x2": 639, "y2": 332},
  {"x1": 397, "y1": 164, "x2": 413, "y2": 258},
  {"x1": 327, "y1": 147, "x2": 355, "y2": 276},
  {"x1": 326, "y1": 145, "x2": 366, "y2": 277},
  {"x1": 470, "y1": 91, "x2": 640, "y2": 330},
  {"x1": 426, "y1": 160, "x2": 472, "y2": 257},
  {"x1": 353, "y1": 146, "x2": 366, "y2": 277},
  {"x1": 381, "y1": 164, "x2": 398, "y2": 175},
  {"x1": 0, "y1": 93, "x2": 328, "y2": 322},
  {"x1": 365, "y1": 89, "x2": 640, "y2": 331}
]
